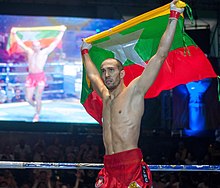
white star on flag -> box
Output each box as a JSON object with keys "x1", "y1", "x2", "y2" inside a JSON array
[{"x1": 95, "y1": 29, "x2": 146, "y2": 67}]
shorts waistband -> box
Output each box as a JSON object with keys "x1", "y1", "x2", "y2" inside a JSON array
[
  {"x1": 29, "y1": 72, "x2": 45, "y2": 76},
  {"x1": 104, "y1": 148, "x2": 143, "y2": 169}
]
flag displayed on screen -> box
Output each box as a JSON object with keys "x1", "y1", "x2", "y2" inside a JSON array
[
  {"x1": 7, "y1": 25, "x2": 63, "y2": 55},
  {"x1": 81, "y1": 3, "x2": 217, "y2": 124}
]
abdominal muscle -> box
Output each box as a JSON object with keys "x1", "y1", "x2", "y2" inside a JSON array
[
  {"x1": 28, "y1": 52, "x2": 48, "y2": 73},
  {"x1": 102, "y1": 94, "x2": 144, "y2": 155}
]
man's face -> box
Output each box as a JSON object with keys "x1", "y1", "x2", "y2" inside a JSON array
[
  {"x1": 32, "y1": 41, "x2": 41, "y2": 52},
  {"x1": 101, "y1": 59, "x2": 122, "y2": 91}
]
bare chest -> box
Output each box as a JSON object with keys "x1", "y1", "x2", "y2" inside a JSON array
[
  {"x1": 103, "y1": 91, "x2": 145, "y2": 124},
  {"x1": 28, "y1": 52, "x2": 47, "y2": 66},
  {"x1": 103, "y1": 94, "x2": 132, "y2": 120}
]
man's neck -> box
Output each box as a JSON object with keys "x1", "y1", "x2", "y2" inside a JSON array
[{"x1": 109, "y1": 83, "x2": 125, "y2": 99}]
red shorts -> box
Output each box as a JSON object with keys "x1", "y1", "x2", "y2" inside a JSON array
[
  {"x1": 95, "y1": 148, "x2": 152, "y2": 188},
  {"x1": 25, "y1": 72, "x2": 46, "y2": 88}
]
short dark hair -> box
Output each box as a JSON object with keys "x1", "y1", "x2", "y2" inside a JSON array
[
  {"x1": 102, "y1": 58, "x2": 124, "y2": 71},
  {"x1": 115, "y1": 58, "x2": 124, "y2": 71}
]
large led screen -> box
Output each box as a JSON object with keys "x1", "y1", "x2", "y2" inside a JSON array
[{"x1": 0, "y1": 14, "x2": 122, "y2": 124}]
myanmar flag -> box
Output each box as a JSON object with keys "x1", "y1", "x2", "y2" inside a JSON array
[
  {"x1": 81, "y1": 3, "x2": 217, "y2": 125},
  {"x1": 7, "y1": 25, "x2": 63, "y2": 55}
]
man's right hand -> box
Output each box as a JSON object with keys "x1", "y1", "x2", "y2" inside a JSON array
[
  {"x1": 60, "y1": 25, "x2": 67, "y2": 32},
  {"x1": 81, "y1": 40, "x2": 92, "y2": 51},
  {"x1": 11, "y1": 27, "x2": 17, "y2": 34},
  {"x1": 81, "y1": 40, "x2": 92, "y2": 56}
]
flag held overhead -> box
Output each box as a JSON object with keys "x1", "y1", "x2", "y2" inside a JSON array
[
  {"x1": 7, "y1": 25, "x2": 65, "y2": 55},
  {"x1": 81, "y1": 2, "x2": 217, "y2": 124}
]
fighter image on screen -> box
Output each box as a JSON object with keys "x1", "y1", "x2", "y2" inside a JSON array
[{"x1": 11, "y1": 25, "x2": 66, "y2": 122}]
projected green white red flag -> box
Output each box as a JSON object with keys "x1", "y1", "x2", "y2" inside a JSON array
[{"x1": 7, "y1": 25, "x2": 64, "y2": 55}]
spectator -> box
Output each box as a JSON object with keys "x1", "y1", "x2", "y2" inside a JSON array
[
  {"x1": 3, "y1": 170, "x2": 18, "y2": 188},
  {"x1": 173, "y1": 151, "x2": 185, "y2": 165},
  {"x1": 65, "y1": 138, "x2": 79, "y2": 158},
  {"x1": 61, "y1": 152, "x2": 78, "y2": 186},
  {"x1": 14, "y1": 139, "x2": 32, "y2": 161},
  {"x1": 21, "y1": 182, "x2": 31, "y2": 188},
  {"x1": 184, "y1": 152, "x2": 197, "y2": 165},
  {"x1": 33, "y1": 144, "x2": 46, "y2": 162},
  {"x1": 11, "y1": 87, "x2": 25, "y2": 103},
  {"x1": 0, "y1": 68, "x2": 6, "y2": 82},
  {"x1": 32, "y1": 170, "x2": 53, "y2": 188},
  {"x1": 152, "y1": 172, "x2": 166, "y2": 188},
  {"x1": 6, "y1": 84, "x2": 15, "y2": 103},
  {"x1": 177, "y1": 141, "x2": 188, "y2": 162},
  {"x1": 77, "y1": 135, "x2": 99, "y2": 162},
  {"x1": 0, "y1": 85, "x2": 7, "y2": 103},
  {"x1": 32, "y1": 137, "x2": 46, "y2": 162},
  {"x1": 0, "y1": 144, "x2": 14, "y2": 161},
  {"x1": 164, "y1": 173, "x2": 179, "y2": 188},
  {"x1": 46, "y1": 137, "x2": 64, "y2": 162}
]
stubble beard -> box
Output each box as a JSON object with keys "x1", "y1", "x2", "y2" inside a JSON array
[{"x1": 105, "y1": 78, "x2": 121, "y2": 91}]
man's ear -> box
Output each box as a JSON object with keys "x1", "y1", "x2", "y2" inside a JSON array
[{"x1": 120, "y1": 70, "x2": 125, "y2": 78}]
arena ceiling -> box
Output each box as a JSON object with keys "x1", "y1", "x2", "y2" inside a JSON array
[
  {"x1": 0, "y1": 0, "x2": 219, "y2": 20},
  {"x1": 1, "y1": 0, "x2": 220, "y2": 10}
]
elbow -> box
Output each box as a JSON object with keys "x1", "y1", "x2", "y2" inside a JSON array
[
  {"x1": 87, "y1": 73, "x2": 99, "y2": 83},
  {"x1": 156, "y1": 51, "x2": 168, "y2": 64},
  {"x1": 162, "y1": 53, "x2": 168, "y2": 62},
  {"x1": 160, "y1": 48, "x2": 168, "y2": 59}
]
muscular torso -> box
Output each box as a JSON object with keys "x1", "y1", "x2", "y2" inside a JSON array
[
  {"x1": 102, "y1": 87, "x2": 145, "y2": 155},
  {"x1": 27, "y1": 50, "x2": 48, "y2": 73}
]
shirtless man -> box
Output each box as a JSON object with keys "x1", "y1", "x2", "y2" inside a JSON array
[
  {"x1": 81, "y1": 1, "x2": 184, "y2": 187},
  {"x1": 12, "y1": 25, "x2": 66, "y2": 122}
]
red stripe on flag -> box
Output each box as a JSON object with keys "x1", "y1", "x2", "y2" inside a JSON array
[
  {"x1": 145, "y1": 46, "x2": 217, "y2": 98},
  {"x1": 82, "y1": 46, "x2": 217, "y2": 125},
  {"x1": 83, "y1": 91, "x2": 103, "y2": 125}
]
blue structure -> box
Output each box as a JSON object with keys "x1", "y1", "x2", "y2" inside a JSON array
[{"x1": 185, "y1": 78, "x2": 211, "y2": 131}]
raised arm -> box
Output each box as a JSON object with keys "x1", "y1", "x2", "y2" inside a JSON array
[
  {"x1": 81, "y1": 41, "x2": 107, "y2": 98},
  {"x1": 43, "y1": 25, "x2": 66, "y2": 54},
  {"x1": 134, "y1": 0, "x2": 184, "y2": 96},
  {"x1": 11, "y1": 27, "x2": 32, "y2": 53}
]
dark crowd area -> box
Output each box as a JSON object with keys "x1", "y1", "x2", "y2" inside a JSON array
[{"x1": 0, "y1": 126, "x2": 219, "y2": 188}]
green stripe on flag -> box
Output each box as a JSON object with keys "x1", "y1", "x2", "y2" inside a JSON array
[
  {"x1": 16, "y1": 30, "x2": 60, "y2": 41},
  {"x1": 7, "y1": 26, "x2": 63, "y2": 55},
  {"x1": 89, "y1": 15, "x2": 196, "y2": 68},
  {"x1": 36, "y1": 30, "x2": 60, "y2": 39},
  {"x1": 80, "y1": 4, "x2": 217, "y2": 124}
]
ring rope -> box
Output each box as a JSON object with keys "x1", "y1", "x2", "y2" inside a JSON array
[
  {"x1": 0, "y1": 161, "x2": 219, "y2": 171},
  {"x1": 0, "y1": 72, "x2": 63, "y2": 76},
  {"x1": 0, "y1": 62, "x2": 66, "y2": 67}
]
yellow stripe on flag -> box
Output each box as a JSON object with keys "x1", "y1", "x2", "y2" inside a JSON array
[
  {"x1": 11, "y1": 25, "x2": 64, "y2": 31},
  {"x1": 85, "y1": 3, "x2": 183, "y2": 43}
]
